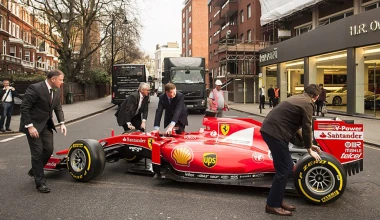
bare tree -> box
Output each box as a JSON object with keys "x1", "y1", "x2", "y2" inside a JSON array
[{"x1": 22, "y1": 0, "x2": 141, "y2": 82}]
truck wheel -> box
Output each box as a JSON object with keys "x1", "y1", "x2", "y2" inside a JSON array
[
  {"x1": 293, "y1": 152, "x2": 347, "y2": 205},
  {"x1": 67, "y1": 139, "x2": 106, "y2": 182}
]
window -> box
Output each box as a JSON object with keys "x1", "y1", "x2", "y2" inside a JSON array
[
  {"x1": 189, "y1": 38, "x2": 191, "y2": 45},
  {"x1": 247, "y1": 4, "x2": 251, "y2": 18},
  {"x1": 25, "y1": 51, "x2": 30, "y2": 61},
  {"x1": 16, "y1": 25, "x2": 19, "y2": 38},
  {"x1": 209, "y1": 4, "x2": 212, "y2": 13},
  {"x1": 189, "y1": 49, "x2": 192, "y2": 56},
  {"x1": 209, "y1": 20, "x2": 212, "y2": 29},
  {"x1": 209, "y1": 36, "x2": 212, "y2": 45},
  {"x1": 247, "y1": 29, "x2": 252, "y2": 42},
  {"x1": 2, "y1": 40, "x2": 6, "y2": 54},
  {"x1": 189, "y1": 6, "x2": 191, "y2": 12},
  {"x1": 182, "y1": 22, "x2": 185, "y2": 28},
  {"x1": 183, "y1": 32, "x2": 185, "y2": 38},
  {"x1": 10, "y1": 46, "x2": 16, "y2": 56},
  {"x1": 209, "y1": 52, "x2": 212, "y2": 60},
  {"x1": 295, "y1": 25, "x2": 311, "y2": 36},
  {"x1": 183, "y1": 43, "x2": 185, "y2": 48},
  {"x1": 0, "y1": 15, "x2": 2, "y2": 30},
  {"x1": 189, "y1": 27, "x2": 191, "y2": 34},
  {"x1": 319, "y1": 11, "x2": 353, "y2": 26},
  {"x1": 20, "y1": 48, "x2": 22, "y2": 58},
  {"x1": 364, "y1": 3, "x2": 379, "y2": 11},
  {"x1": 240, "y1": 34, "x2": 244, "y2": 42},
  {"x1": 240, "y1": 10, "x2": 244, "y2": 23},
  {"x1": 183, "y1": 12, "x2": 185, "y2": 18},
  {"x1": 12, "y1": 23, "x2": 15, "y2": 36},
  {"x1": 189, "y1": 16, "x2": 191, "y2": 23},
  {"x1": 8, "y1": 21, "x2": 11, "y2": 33}
]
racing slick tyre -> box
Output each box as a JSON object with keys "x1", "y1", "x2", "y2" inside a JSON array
[
  {"x1": 294, "y1": 152, "x2": 347, "y2": 205},
  {"x1": 67, "y1": 139, "x2": 106, "y2": 182}
]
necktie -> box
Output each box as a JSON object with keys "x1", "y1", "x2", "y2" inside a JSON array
[
  {"x1": 168, "y1": 98, "x2": 172, "y2": 105},
  {"x1": 50, "y1": 89, "x2": 54, "y2": 104}
]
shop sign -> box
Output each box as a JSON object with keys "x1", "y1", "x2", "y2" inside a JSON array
[
  {"x1": 259, "y1": 48, "x2": 278, "y2": 63},
  {"x1": 350, "y1": 20, "x2": 380, "y2": 36}
]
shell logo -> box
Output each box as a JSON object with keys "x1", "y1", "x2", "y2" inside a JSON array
[{"x1": 171, "y1": 146, "x2": 194, "y2": 166}]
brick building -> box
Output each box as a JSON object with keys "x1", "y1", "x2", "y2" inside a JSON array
[
  {"x1": 208, "y1": 0, "x2": 273, "y2": 103},
  {"x1": 0, "y1": 0, "x2": 59, "y2": 75}
]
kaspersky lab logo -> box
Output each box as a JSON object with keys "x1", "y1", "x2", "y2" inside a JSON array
[{"x1": 203, "y1": 153, "x2": 217, "y2": 168}]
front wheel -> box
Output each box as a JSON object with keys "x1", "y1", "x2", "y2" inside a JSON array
[
  {"x1": 293, "y1": 152, "x2": 347, "y2": 205},
  {"x1": 67, "y1": 139, "x2": 106, "y2": 182},
  {"x1": 332, "y1": 96, "x2": 342, "y2": 106}
]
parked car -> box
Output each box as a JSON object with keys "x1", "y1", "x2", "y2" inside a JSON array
[
  {"x1": 364, "y1": 94, "x2": 380, "y2": 110},
  {"x1": 326, "y1": 88, "x2": 373, "y2": 106}
]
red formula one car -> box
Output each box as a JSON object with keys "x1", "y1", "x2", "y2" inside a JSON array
[{"x1": 45, "y1": 114, "x2": 364, "y2": 204}]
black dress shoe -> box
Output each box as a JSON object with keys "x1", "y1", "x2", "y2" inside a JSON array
[
  {"x1": 265, "y1": 204, "x2": 292, "y2": 216},
  {"x1": 0, "y1": 128, "x2": 5, "y2": 132},
  {"x1": 5, "y1": 128, "x2": 11, "y2": 131},
  {"x1": 28, "y1": 169, "x2": 34, "y2": 178},
  {"x1": 36, "y1": 184, "x2": 50, "y2": 193},
  {"x1": 281, "y1": 202, "x2": 296, "y2": 211}
]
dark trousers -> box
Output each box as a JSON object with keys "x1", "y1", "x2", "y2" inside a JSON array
[
  {"x1": 0, "y1": 102, "x2": 13, "y2": 129},
  {"x1": 122, "y1": 115, "x2": 143, "y2": 132},
  {"x1": 268, "y1": 97, "x2": 274, "y2": 107},
  {"x1": 261, "y1": 132, "x2": 293, "y2": 207},
  {"x1": 274, "y1": 97, "x2": 279, "y2": 107},
  {"x1": 27, "y1": 126, "x2": 54, "y2": 187},
  {"x1": 315, "y1": 100, "x2": 324, "y2": 115},
  {"x1": 259, "y1": 95, "x2": 265, "y2": 109}
]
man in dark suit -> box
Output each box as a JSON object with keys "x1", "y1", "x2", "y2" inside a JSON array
[
  {"x1": 115, "y1": 83, "x2": 150, "y2": 132},
  {"x1": 20, "y1": 70, "x2": 67, "y2": 193},
  {"x1": 1, "y1": 79, "x2": 18, "y2": 132},
  {"x1": 154, "y1": 83, "x2": 188, "y2": 134}
]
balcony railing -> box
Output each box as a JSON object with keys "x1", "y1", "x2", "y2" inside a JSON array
[
  {"x1": 36, "y1": 61, "x2": 46, "y2": 70},
  {"x1": 221, "y1": 0, "x2": 238, "y2": 18},
  {"x1": 22, "y1": 60, "x2": 35, "y2": 69},
  {"x1": 1, "y1": 54, "x2": 22, "y2": 64}
]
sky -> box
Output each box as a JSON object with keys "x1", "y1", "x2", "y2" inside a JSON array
[{"x1": 137, "y1": 0, "x2": 184, "y2": 57}]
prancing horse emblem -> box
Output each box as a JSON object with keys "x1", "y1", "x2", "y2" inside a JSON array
[
  {"x1": 148, "y1": 138, "x2": 154, "y2": 150},
  {"x1": 220, "y1": 124, "x2": 230, "y2": 136}
]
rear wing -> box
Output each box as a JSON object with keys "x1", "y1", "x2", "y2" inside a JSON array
[{"x1": 313, "y1": 117, "x2": 364, "y2": 176}]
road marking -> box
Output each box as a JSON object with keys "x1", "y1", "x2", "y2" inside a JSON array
[
  {"x1": 0, "y1": 134, "x2": 25, "y2": 143},
  {"x1": 365, "y1": 145, "x2": 380, "y2": 151}
]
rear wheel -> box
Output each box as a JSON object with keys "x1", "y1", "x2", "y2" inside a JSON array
[
  {"x1": 332, "y1": 96, "x2": 342, "y2": 106},
  {"x1": 67, "y1": 139, "x2": 106, "y2": 182},
  {"x1": 294, "y1": 152, "x2": 347, "y2": 205}
]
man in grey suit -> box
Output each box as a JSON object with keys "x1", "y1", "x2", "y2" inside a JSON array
[
  {"x1": 20, "y1": 70, "x2": 67, "y2": 193},
  {"x1": 115, "y1": 83, "x2": 150, "y2": 132}
]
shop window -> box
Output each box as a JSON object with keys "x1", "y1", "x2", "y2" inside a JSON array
[{"x1": 323, "y1": 74, "x2": 347, "y2": 85}]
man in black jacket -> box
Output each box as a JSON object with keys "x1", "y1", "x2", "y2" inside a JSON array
[
  {"x1": 115, "y1": 83, "x2": 150, "y2": 132},
  {"x1": 260, "y1": 84, "x2": 322, "y2": 216},
  {"x1": 20, "y1": 70, "x2": 67, "y2": 193},
  {"x1": 154, "y1": 83, "x2": 188, "y2": 134},
  {"x1": 267, "y1": 84, "x2": 275, "y2": 108},
  {"x1": 1, "y1": 79, "x2": 18, "y2": 132}
]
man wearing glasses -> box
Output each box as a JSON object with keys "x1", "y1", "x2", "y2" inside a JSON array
[{"x1": 115, "y1": 82, "x2": 150, "y2": 132}]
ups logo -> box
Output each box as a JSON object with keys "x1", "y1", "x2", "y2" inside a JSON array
[{"x1": 203, "y1": 153, "x2": 217, "y2": 168}]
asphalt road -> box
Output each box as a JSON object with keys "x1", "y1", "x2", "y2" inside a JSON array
[{"x1": 0, "y1": 97, "x2": 379, "y2": 220}]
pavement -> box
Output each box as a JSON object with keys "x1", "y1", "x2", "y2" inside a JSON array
[{"x1": 1, "y1": 95, "x2": 379, "y2": 147}]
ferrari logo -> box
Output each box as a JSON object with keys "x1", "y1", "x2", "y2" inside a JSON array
[
  {"x1": 203, "y1": 153, "x2": 217, "y2": 168},
  {"x1": 147, "y1": 138, "x2": 154, "y2": 150},
  {"x1": 220, "y1": 124, "x2": 230, "y2": 135}
]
